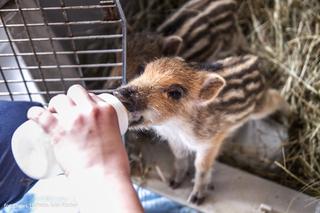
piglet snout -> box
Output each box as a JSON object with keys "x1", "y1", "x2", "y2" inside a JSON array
[{"x1": 113, "y1": 87, "x2": 138, "y2": 112}]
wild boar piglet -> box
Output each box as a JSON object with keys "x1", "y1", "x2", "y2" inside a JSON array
[{"x1": 114, "y1": 56, "x2": 290, "y2": 205}]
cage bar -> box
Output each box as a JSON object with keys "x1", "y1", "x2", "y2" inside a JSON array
[
  {"x1": 0, "y1": 0, "x2": 127, "y2": 103},
  {"x1": 0, "y1": 5, "x2": 117, "y2": 12},
  {"x1": 0, "y1": 49, "x2": 123, "y2": 56},
  {"x1": 0, "y1": 34, "x2": 123, "y2": 43},
  {"x1": 114, "y1": 0, "x2": 126, "y2": 85}
]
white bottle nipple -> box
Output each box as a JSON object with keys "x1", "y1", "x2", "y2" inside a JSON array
[{"x1": 97, "y1": 93, "x2": 128, "y2": 135}]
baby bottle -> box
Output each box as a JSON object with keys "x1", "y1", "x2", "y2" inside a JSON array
[{"x1": 11, "y1": 93, "x2": 128, "y2": 179}]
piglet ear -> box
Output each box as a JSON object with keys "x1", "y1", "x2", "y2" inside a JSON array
[
  {"x1": 162, "y1": 35, "x2": 183, "y2": 56},
  {"x1": 199, "y1": 73, "x2": 225, "y2": 103}
]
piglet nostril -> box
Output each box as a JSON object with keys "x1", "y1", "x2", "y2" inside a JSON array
[
  {"x1": 113, "y1": 87, "x2": 137, "y2": 112},
  {"x1": 113, "y1": 88, "x2": 126, "y2": 99},
  {"x1": 112, "y1": 90, "x2": 120, "y2": 97}
]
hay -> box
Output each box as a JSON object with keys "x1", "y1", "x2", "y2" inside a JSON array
[
  {"x1": 122, "y1": 0, "x2": 320, "y2": 197},
  {"x1": 237, "y1": 0, "x2": 320, "y2": 197}
]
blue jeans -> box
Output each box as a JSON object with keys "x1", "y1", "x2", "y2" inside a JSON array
[{"x1": 0, "y1": 101, "x2": 42, "y2": 208}]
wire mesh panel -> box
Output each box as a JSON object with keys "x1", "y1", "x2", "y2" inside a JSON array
[{"x1": 0, "y1": 0, "x2": 126, "y2": 104}]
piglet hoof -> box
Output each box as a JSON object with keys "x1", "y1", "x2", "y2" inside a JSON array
[
  {"x1": 187, "y1": 192, "x2": 206, "y2": 205},
  {"x1": 168, "y1": 178, "x2": 182, "y2": 189}
]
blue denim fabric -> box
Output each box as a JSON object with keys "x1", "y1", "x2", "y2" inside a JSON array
[
  {"x1": 135, "y1": 186, "x2": 198, "y2": 213},
  {"x1": 0, "y1": 101, "x2": 42, "y2": 209}
]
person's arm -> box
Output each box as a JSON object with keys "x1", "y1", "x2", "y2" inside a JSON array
[
  {"x1": 27, "y1": 85, "x2": 143, "y2": 213},
  {"x1": 68, "y1": 168, "x2": 142, "y2": 213}
]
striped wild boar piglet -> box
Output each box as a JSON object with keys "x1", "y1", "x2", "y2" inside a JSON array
[{"x1": 114, "y1": 56, "x2": 290, "y2": 205}]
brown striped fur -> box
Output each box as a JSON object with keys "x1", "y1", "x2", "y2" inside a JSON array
[
  {"x1": 104, "y1": 0, "x2": 246, "y2": 89},
  {"x1": 158, "y1": 0, "x2": 246, "y2": 61},
  {"x1": 114, "y1": 56, "x2": 290, "y2": 205}
]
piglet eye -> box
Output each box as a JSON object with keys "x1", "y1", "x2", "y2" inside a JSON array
[
  {"x1": 168, "y1": 90, "x2": 182, "y2": 100},
  {"x1": 167, "y1": 84, "x2": 186, "y2": 100}
]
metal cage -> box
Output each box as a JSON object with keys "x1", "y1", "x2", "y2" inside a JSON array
[{"x1": 0, "y1": 0, "x2": 126, "y2": 104}]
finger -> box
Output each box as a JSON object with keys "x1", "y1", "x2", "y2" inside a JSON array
[
  {"x1": 67, "y1": 85, "x2": 94, "y2": 111},
  {"x1": 27, "y1": 106, "x2": 46, "y2": 121},
  {"x1": 89, "y1": 93, "x2": 103, "y2": 103},
  {"x1": 48, "y1": 94, "x2": 75, "y2": 117},
  {"x1": 37, "y1": 110, "x2": 58, "y2": 133},
  {"x1": 28, "y1": 107, "x2": 58, "y2": 134}
]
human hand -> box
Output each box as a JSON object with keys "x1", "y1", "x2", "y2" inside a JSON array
[{"x1": 27, "y1": 85, "x2": 130, "y2": 178}]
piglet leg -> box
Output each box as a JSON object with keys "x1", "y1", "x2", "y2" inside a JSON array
[
  {"x1": 188, "y1": 132, "x2": 226, "y2": 205},
  {"x1": 168, "y1": 141, "x2": 190, "y2": 189}
]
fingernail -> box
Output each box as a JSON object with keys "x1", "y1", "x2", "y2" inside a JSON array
[{"x1": 27, "y1": 107, "x2": 45, "y2": 120}]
